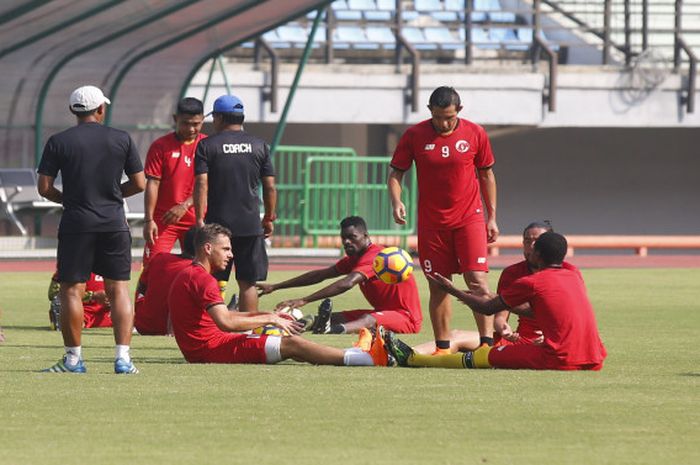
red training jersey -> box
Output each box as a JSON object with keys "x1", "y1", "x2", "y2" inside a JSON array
[
  {"x1": 169, "y1": 263, "x2": 226, "y2": 362},
  {"x1": 497, "y1": 260, "x2": 578, "y2": 342},
  {"x1": 391, "y1": 118, "x2": 495, "y2": 230},
  {"x1": 135, "y1": 253, "x2": 191, "y2": 335},
  {"x1": 144, "y1": 132, "x2": 206, "y2": 222},
  {"x1": 499, "y1": 267, "x2": 607, "y2": 369},
  {"x1": 335, "y1": 243, "x2": 422, "y2": 325}
]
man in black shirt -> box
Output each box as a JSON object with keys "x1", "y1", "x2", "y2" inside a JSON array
[
  {"x1": 37, "y1": 85, "x2": 145, "y2": 374},
  {"x1": 193, "y1": 94, "x2": 277, "y2": 312}
]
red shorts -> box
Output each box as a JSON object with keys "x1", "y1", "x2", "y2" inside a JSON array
[
  {"x1": 83, "y1": 304, "x2": 112, "y2": 328},
  {"x1": 488, "y1": 344, "x2": 603, "y2": 371},
  {"x1": 133, "y1": 295, "x2": 168, "y2": 336},
  {"x1": 143, "y1": 219, "x2": 195, "y2": 267},
  {"x1": 418, "y1": 219, "x2": 488, "y2": 276},
  {"x1": 188, "y1": 333, "x2": 278, "y2": 364},
  {"x1": 340, "y1": 309, "x2": 421, "y2": 334}
]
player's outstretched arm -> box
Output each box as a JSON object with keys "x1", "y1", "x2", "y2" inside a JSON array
[
  {"x1": 207, "y1": 304, "x2": 303, "y2": 334},
  {"x1": 257, "y1": 266, "x2": 340, "y2": 297},
  {"x1": 387, "y1": 168, "x2": 407, "y2": 225},
  {"x1": 276, "y1": 272, "x2": 365, "y2": 310},
  {"x1": 427, "y1": 273, "x2": 506, "y2": 315}
]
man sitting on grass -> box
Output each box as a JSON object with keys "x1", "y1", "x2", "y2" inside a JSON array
[
  {"x1": 256, "y1": 216, "x2": 422, "y2": 335},
  {"x1": 168, "y1": 223, "x2": 392, "y2": 367},
  {"x1": 384, "y1": 232, "x2": 607, "y2": 371}
]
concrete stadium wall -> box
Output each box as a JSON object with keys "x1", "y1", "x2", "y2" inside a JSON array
[{"x1": 248, "y1": 123, "x2": 700, "y2": 235}]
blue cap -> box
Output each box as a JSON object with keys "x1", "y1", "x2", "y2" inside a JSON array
[{"x1": 208, "y1": 95, "x2": 244, "y2": 116}]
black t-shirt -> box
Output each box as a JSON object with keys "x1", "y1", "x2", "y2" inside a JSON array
[
  {"x1": 194, "y1": 130, "x2": 274, "y2": 236},
  {"x1": 37, "y1": 122, "x2": 143, "y2": 234}
]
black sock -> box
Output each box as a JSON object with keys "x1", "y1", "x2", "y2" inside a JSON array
[
  {"x1": 480, "y1": 336, "x2": 494, "y2": 346},
  {"x1": 436, "y1": 340, "x2": 450, "y2": 350},
  {"x1": 330, "y1": 324, "x2": 346, "y2": 334}
]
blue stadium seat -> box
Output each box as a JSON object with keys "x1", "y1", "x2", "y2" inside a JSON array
[
  {"x1": 431, "y1": 11, "x2": 459, "y2": 22},
  {"x1": 375, "y1": 0, "x2": 395, "y2": 10},
  {"x1": 335, "y1": 10, "x2": 363, "y2": 20},
  {"x1": 402, "y1": 27, "x2": 438, "y2": 50},
  {"x1": 276, "y1": 25, "x2": 309, "y2": 47},
  {"x1": 262, "y1": 29, "x2": 289, "y2": 48},
  {"x1": 348, "y1": 0, "x2": 376, "y2": 9},
  {"x1": 415, "y1": 0, "x2": 443, "y2": 12},
  {"x1": 460, "y1": 27, "x2": 499, "y2": 49},
  {"x1": 424, "y1": 26, "x2": 462, "y2": 50},
  {"x1": 335, "y1": 26, "x2": 379, "y2": 49},
  {"x1": 365, "y1": 10, "x2": 392, "y2": 21},
  {"x1": 402, "y1": 10, "x2": 420, "y2": 21},
  {"x1": 366, "y1": 25, "x2": 396, "y2": 49},
  {"x1": 491, "y1": 27, "x2": 526, "y2": 50},
  {"x1": 332, "y1": 0, "x2": 349, "y2": 9}
]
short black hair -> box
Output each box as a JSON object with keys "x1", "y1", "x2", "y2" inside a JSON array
[
  {"x1": 534, "y1": 231, "x2": 567, "y2": 266},
  {"x1": 215, "y1": 112, "x2": 245, "y2": 125},
  {"x1": 428, "y1": 86, "x2": 461, "y2": 109},
  {"x1": 182, "y1": 226, "x2": 197, "y2": 258},
  {"x1": 177, "y1": 97, "x2": 203, "y2": 116},
  {"x1": 523, "y1": 220, "x2": 553, "y2": 236},
  {"x1": 194, "y1": 223, "x2": 232, "y2": 250},
  {"x1": 340, "y1": 216, "x2": 367, "y2": 233}
]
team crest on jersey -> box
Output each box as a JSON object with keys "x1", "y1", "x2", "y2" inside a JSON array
[
  {"x1": 424, "y1": 144, "x2": 435, "y2": 150},
  {"x1": 184, "y1": 156, "x2": 192, "y2": 167},
  {"x1": 94, "y1": 275, "x2": 104, "y2": 281},
  {"x1": 171, "y1": 151, "x2": 180, "y2": 158},
  {"x1": 455, "y1": 140, "x2": 470, "y2": 153}
]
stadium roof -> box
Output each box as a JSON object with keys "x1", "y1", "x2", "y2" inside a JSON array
[{"x1": 0, "y1": 0, "x2": 332, "y2": 167}]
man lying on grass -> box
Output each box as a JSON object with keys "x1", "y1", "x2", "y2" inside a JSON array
[
  {"x1": 384, "y1": 232, "x2": 607, "y2": 371},
  {"x1": 168, "y1": 223, "x2": 392, "y2": 367}
]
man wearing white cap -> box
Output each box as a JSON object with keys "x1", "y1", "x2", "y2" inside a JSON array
[
  {"x1": 193, "y1": 95, "x2": 277, "y2": 312},
  {"x1": 37, "y1": 85, "x2": 145, "y2": 374}
]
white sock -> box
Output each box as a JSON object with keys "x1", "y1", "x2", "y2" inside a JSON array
[
  {"x1": 343, "y1": 348, "x2": 374, "y2": 366},
  {"x1": 115, "y1": 345, "x2": 131, "y2": 363},
  {"x1": 65, "y1": 346, "x2": 81, "y2": 365}
]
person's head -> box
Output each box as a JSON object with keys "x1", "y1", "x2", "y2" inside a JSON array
[
  {"x1": 181, "y1": 226, "x2": 197, "y2": 259},
  {"x1": 209, "y1": 94, "x2": 245, "y2": 132},
  {"x1": 427, "y1": 86, "x2": 462, "y2": 135},
  {"x1": 69, "y1": 85, "x2": 110, "y2": 123},
  {"x1": 532, "y1": 231, "x2": 567, "y2": 267},
  {"x1": 173, "y1": 97, "x2": 204, "y2": 142},
  {"x1": 194, "y1": 223, "x2": 233, "y2": 272},
  {"x1": 339, "y1": 216, "x2": 370, "y2": 256},
  {"x1": 522, "y1": 220, "x2": 554, "y2": 265}
]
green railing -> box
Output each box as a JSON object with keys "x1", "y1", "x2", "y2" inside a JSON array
[{"x1": 302, "y1": 155, "x2": 416, "y2": 247}]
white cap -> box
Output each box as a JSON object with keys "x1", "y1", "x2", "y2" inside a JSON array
[{"x1": 69, "y1": 85, "x2": 111, "y2": 112}]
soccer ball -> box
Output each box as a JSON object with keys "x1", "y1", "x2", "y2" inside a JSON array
[
  {"x1": 372, "y1": 246, "x2": 414, "y2": 284},
  {"x1": 278, "y1": 306, "x2": 304, "y2": 321},
  {"x1": 252, "y1": 325, "x2": 288, "y2": 336}
]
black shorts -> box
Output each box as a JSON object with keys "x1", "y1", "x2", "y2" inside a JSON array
[
  {"x1": 57, "y1": 231, "x2": 132, "y2": 282},
  {"x1": 214, "y1": 235, "x2": 268, "y2": 283}
]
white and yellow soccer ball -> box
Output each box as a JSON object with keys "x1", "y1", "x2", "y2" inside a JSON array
[
  {"x1": 278, "y1": 306, "x2": 304, "y2": 321},
  {"x1": 372, "y1": 246, "x2": 414, "y2": 284},
  {"x1": 252, "y1": 324, "x2": 288, "y2": 336}
]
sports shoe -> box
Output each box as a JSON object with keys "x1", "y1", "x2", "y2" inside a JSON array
[
  {"x1": 114, "y1": 358, "x2": 139, "y2": 374},
  {"x1": 227, "y1": 293, "x2": 239, "y2": 311},
  {"x1": 49, "y1": 296, "x2": 61, "y2": 331},
  {"x1": 383, "y1": 330, "x2": 414, "y2": 367},
  {"x1": 312, "y1": 298, "x2": 332, "y2": 334},
  {"x1": 367, "y1": 325, "x2": 395, "y2": 366},
  {"x1": 42, "y1": 355, "x2": 86, "y2": 373},
  {"x1": 353, "y1": 327, "x2": 373, "y2": 351}
]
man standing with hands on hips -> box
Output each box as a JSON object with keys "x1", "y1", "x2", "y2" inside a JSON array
[
  {"x1": 387, "y1": 86, "x2": 499, "y2": 354},
  {"x1": 193, "y1": 95, "x2": 277, "y2": 311}
]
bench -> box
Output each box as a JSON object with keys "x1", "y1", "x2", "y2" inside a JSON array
[{"x1": 0, "y1": 169, "x2": 61, "y2": 236}]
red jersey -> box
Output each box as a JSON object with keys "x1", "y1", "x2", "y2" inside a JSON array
[
  {"x1": 169, "y1": 263, "x2": 226, "y2": 362},
  {"x1": 135, "y1": 253, "x2": 191, "y2": 335},
  {"x1": 497, "y1": 260, "x2": 577, "y2": 342},
  {"x1": 499, "y1": 267, "x2": 607, "y2": 369},
  {"x1": 391, "y1": 118, "x2": 495, "y2": 230},
  {"x1": 144, "y1": 132, "x2": 206, "y2": 222},
  {"x1": 335, "y1": 243, "x2": 422, "y2": 325}
]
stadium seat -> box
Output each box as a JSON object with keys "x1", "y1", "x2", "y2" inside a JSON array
[
  {"x1": 402, "y1": 27, "x2": 438, "y2": 50},
  {"x1": 335, "y1": 10, "x2": 363, "y2": 20},
  {"x1": 431, "y1": 10, "x2": 459, "y2": 22},
  {"x1": 335, "y1": 26, "x2": 379, "y2": 49},
  {"x1": 424, "y1": 26, "x2": 462, "y2": 50},
  {"x1": 414, "y1": 0, "x2": 443, "y2": 12},
  {"x1": 0, "y1": 168, "x2": 61, "y2": 236},
  {"x1": 488, "y1": 0, "x2": 516, "y2": 23},
  {"x1": 331, "y1": 0, "x2": 349, "y2": 10},
  {"x1": 348, "y1": 0, "x2": 376, "y2": 10},
  {"x1": 491, "y1": 27, "x2": 527, "y2": 51},
  {"x1": 366, "y1": 26, "x2": 397, "y2": 49},
  {"x1": 375, "y1": 0, "x2": 395, "y2": 10},
  {"x1": 364, "y1": 10, "x2": 392, "y2": 21},
  {"x1": 276, "y1": 25, "x2": 309, "y2": 47},
  {"x1": 460, "y1": 27, "x2": 499, "y2": 49}
]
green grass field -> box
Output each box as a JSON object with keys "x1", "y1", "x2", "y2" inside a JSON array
[{"x1": 1, "y1": 268, "x2": 699, "y2": 465}]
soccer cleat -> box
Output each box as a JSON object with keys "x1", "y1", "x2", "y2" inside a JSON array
[
  {"x1": 383, "y1": 330, "x2": 415, "y2": 367},
  {"x1": 431, "y1": 348, "x2": 451, "y2": 356},
  {"x1": 312, "y1": 298, "x2": 332, "y2": 334},
  {"x1": 42, "y1": 356, "x2": 86, "y2": 373},
  {"x1": 114, "y1": 358, "x2": 139, "y2": 374},
  {"x1": 227, "y1": 293, "x2": 239, "y2": 311},
  {"x1": 353, "y1": 327, "x2": 373, "y2": 351}
]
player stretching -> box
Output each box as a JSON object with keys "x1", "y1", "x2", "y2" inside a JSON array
[
  {"x1": 168, "y1": 224, "x2": 392, "y2": 367},
  {"x1": 38, "y1": 85, "x2": 144, "y2": 374},
  {"x1": 388, "y1": 86, "x2": 498, "y2": 354},
  {"x1": 385, "y1": 232, "x2": 607, "y2": 371},
  {"x1": 257, "y1": 216, "x2": 422, "y2": 334},
  {"x1": 142, "y1": 98, "x2": 205, "y2": 266}
]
